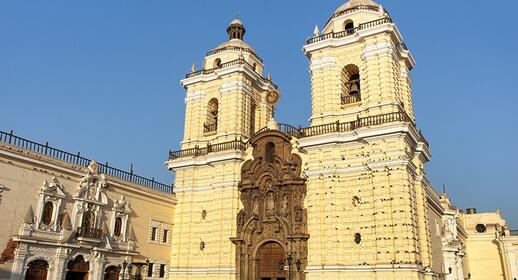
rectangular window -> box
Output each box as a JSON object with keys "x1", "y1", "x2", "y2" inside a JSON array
[
  {"x1": 163, "y1": 229, "x2": 168, "y2": 243},
  {"x1": 147, "y1": 263, "x2": 154, "y2": 277},
  {"x1": 159, "y1": 264, "x2": 166, "y2": 278},
  {"x1": 151, "y1": 227, "x2": 157, "y2": 241}
]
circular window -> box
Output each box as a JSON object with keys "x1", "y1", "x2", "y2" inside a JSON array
[
  {"x1": 354, "y1": 233, "x2": 362, "y2": 244},
  {"x1": 475, "y1": 224, "x2": 487, "y2": 233}
]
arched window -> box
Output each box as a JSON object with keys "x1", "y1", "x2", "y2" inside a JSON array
[
  {"x1": 82, "y1": 211, "x2": 95, "y2": 229},
  {"x1": 114, "y1": 217, "x2": 122, "y2": 237},
  {"x1": 41, "y1": 202, "x2": 54, "y2": 226},
  {"x1": 341, "y1": 64, "x2": 361, "y2": 105},
  {"x1": 213, "y1": 58, "x2": 222, "y2": 68},
  {"x1": 344, "y1": 20, "x2": 354, "y2": 34},
  {"x1": 204, "y1": 98, "x2": 219, "y2": 133},
  {"x1": 265, "y1": 142, "x2": 275, "y2": 163}
]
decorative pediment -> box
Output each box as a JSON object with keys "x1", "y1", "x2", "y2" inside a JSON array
[
  {"x1": 40, "y1": 177, "x2": 66, "y2": 198},
  {"x1": 75, "y1": 161, "x2": 108, "y2": 205},
  {"x1": 113, "y1": 195, "x2": 132, "y2": 213}
]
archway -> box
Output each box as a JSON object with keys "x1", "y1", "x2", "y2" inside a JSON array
[
  {"x1": 103, "y1": 266, "x2": 120, "y2": 280},
  {"x1": 25, "y1": 260, "x2": 48, "y2": 280},
  {"x1": 65, "y1": 255, "x2": 89, "y2": 280},
  {"x1": 231, "y1": 130, "x2": 308, "y2": 280},
  {"x1": 257, "y1": 242, "x2": 286, "y2": 280}
]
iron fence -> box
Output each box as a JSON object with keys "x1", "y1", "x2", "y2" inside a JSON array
[{"x1": 0, "y1": 130, "x2": 173, "y2": 194}]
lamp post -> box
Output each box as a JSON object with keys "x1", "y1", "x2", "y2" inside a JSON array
[{"x1": 279, "y1": 255, "x2": 301, "y2": 280}]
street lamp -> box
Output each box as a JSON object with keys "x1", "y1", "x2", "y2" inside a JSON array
[{"x1": 284, "y1": 255, "x2": 302, "y2": 280}]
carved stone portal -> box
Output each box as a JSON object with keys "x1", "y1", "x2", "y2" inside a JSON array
[{"x1": 231, "y1": 130, "x2": 308, "y2": 280}]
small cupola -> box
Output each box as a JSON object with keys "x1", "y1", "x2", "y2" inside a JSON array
[{"x1": 227, "y1": 18, "x2": 246, "y2": 40}]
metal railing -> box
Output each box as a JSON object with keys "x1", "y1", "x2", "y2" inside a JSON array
[
  {"x1": 307, "y1": 17, "x2": 393, "y2": 44},
  {"x1": 169, "y1": 139, "x2": 248, "y2": 160},
  {"x1": 185, "y1": 58, "x2": 278, "y2": 89},
  {"x1": 206, "y1": 46, "x2": 263, "y2": 63},
  {"x1": 0, "y1": 130, "x2": 174, "y2": 194},
  {"x1": 76, "y1": 227, "x2": 103, "y2": 239},
  {"x1": 203, "y1": 123, "x2": 217, "y2": 133},
  {"x1": 169, "y1": 111, "x2": 427, "y2": 159},
  {"x1": 341, "y1": 94, "x2": 361, "y2": 105},
  {"x1": 323, "y1": 5, "x2": 386, "y2": 29}
]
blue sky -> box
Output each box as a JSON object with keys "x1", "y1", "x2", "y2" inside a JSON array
[{"x1": 1, "y1": 1, "x2": 517, "y2": 227}]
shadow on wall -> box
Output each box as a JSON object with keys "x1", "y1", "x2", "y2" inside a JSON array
[{"x1": 0, "y1": 266, "x2": 16, "y2": 280}]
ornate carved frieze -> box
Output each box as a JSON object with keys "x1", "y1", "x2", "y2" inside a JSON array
[
  {"x1": 231, "y1": 130, "x2": 308, "y2": 280},
  {"x1": 72, "y1": 161, "x2": 108, "y2": 235}
]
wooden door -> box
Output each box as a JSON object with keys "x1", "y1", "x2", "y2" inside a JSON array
[{"x1": 25, "y1": 260, "x2": 48, "y2": 280}]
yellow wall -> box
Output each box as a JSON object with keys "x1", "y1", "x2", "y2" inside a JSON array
[{"x1": 0, "y1": 142, "x2": 176, "y2": 278}]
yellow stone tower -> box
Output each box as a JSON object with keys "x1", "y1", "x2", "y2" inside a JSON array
[
  {"x1": 166, "y1": 19, "x2": 280, "y2": 280},
  {"x1": 299, "y1": 0, "x2": 440, "y2": 279}
]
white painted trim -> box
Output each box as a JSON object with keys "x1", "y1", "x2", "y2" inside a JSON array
[
  {"x1": 304, "y1": 23, "x2": 415, "y2": 69},
  {"x1": 220, "y1": 80, "x2": 253, "y2": 95},
  {"x1": 362, "y1": 41, "x2": 395, "y2": 59},
  {"x1": 180, "y1": 64, "x2": 275, "y2": 92},
  {"x1": 309, "y1": 56, "x2": 337, "y2": 71},
  {"x1": 184, "y1": 90, "x2": 205, "y2": 104}
]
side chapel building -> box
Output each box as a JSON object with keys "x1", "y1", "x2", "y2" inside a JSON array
[{"x1": 1, "y1": 1, "x2": 517, "y2": 280}]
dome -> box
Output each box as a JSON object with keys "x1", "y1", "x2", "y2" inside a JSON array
[
  {"x1": 229, "y1": 18, "x2": 242, "y2": 25},
  {"x1": 205, "y1": 19, "x2": 262, "y2": 63},
  {"x1": 215, "y1": 39, "x2": 256, "y2": 53},
  {"x1": 334, "y1": 0, "x2": 379, "y2": 14}
]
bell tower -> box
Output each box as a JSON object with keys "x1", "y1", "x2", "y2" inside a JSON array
[
  {"x1": 304, "y1": 0, "x2": 415, "y2": 126},
  {"x1": 167, "y1": 19, "x2": 280, "y2": 280},
  {"x1": 298, "y1": 1, "x2": 439, "y2": 279},
  {"x1": 180, "y1": 19, "x2": 280, "y2": 150}
]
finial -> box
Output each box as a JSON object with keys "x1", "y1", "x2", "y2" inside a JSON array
[
  {"x1": 267, "y1": 73, "x2": 272, "y2": 81},
  {"x1": 313, "y1": 25, "x2": 320, "y2": 36},
  {"x1": 442, "y1": 184, "x2": 446, "y2": 194},
  {"x1": 191, "y1": 62, "x2": 196, "y2": 73},
  {"x1": 379, "y1": 4, "x2": 385, "y2": 17}
]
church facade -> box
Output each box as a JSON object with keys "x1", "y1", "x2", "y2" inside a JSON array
[
  {"x1": 1, "y1": 1, "x2": 518, "y2": 280},
  {"x1": 166, "y1": 1, "x2": 518, "y2": 280}
]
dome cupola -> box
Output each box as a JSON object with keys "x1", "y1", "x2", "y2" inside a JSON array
[
  {"x1": 334, "y1": 0, "x2": 379, "y2": 15},
  {"x1": 227, "y1": 18, "x2": 246, "y2": 40}
]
